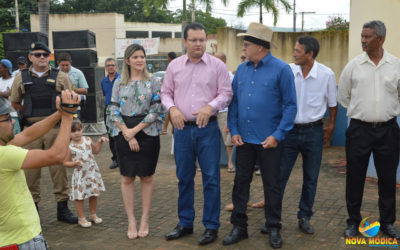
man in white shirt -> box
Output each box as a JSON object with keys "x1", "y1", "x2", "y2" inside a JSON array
[
  {"x1": 0, "y1": 59, "x2": 20, "y2": 134},
  {"x1": 0, "y1": 59, "x2": 15, "y2": 98},
  {"x1": 338, "y1": 20, "x2": 400, "y2": 239},
  {"x1": 276, "y1": 36, "x2": 337, "y2": 235}
]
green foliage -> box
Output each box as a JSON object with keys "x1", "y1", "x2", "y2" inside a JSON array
[
  {"x1": 190, "y1": 10, "x2": 227, "y2": 34},
  {"x1": 50, "y1": 0, "x2": 177, "y2": 23},
  {"x1": 0, "y1": 0, "x2": 227, "y2": 38},
  {"x1": 237, "y1": 0, "x2": 291, "y2": 25},
  {"x1": 0, "y1": 0, "x2": 38, "y2": 32},
  {"x1": 171, "y1": 9, "x2": 226, "y2": 34},
  {"x1": 325, "y1": 16, "x2": 349, "y2": 30}
]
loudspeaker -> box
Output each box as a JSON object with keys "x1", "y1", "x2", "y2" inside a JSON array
[
  {"x1": 81, "y1": 94, "x2": 104, "y2": 123},
  {"x1": 78, "y1": 67, "x2": 105, "y2": 95},
  {"x1": 54, "y1": 49, "x2": 98, "y2": 67},
  {"x1": 53, "y1": 30, "x2": 96, "y2": 49},
  {"x1": 4, "y1": 50, "x2": 31, "y2": 70},
  {"x1": 2, "y1": 32, "x2": 48, "y2": 51}
]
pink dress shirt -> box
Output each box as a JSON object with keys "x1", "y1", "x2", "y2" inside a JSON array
[{"x1": 161, "y1": 53, "x2": 233, "y2": 121}]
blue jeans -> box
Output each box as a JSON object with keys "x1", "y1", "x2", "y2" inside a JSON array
[
  {"x1": 173, "y1": 120, "x2": 221, "y2": 229},
  {"x1": 280, "y1": 125, "x2": 323, "y2": 219},
  {"x1": 18, "y1": 233, "x2": 47, "y2": 250}
]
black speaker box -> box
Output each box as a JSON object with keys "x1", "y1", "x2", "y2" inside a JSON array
[
  {"x1": 81, "y1": 94, "x2": 104, "y2": 123},
  {"x1": 54, "y1": 49, "x2": 98, "y2": 67},
  {"x1": 78, "y1": 67, "x2": 105, "y2": 95},
  {"x1": 4, "y1": 50, "x2": 31, "y2": 70},
  {"x1": 53, "y1": 30, "x2": 96, "y2": 49},
  {"x1": 2, "y1": 32, "x2": 48, "y2": 51}
]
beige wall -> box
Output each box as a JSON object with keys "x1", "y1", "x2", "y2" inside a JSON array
[
  {"x1": 217, "y1": 27, "x2": 348, "y2": 82},
  {"x1": 349, "y1": 0, "x2": 400, "y2": 59},
  {"x1": 30, "y1": 13, "x2": 215, "y2": 66},
  {"x1": 31, "y1": 13, "x2": 124, "y2": 64}
]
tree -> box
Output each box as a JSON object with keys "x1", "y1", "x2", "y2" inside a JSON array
[
  {"x1": 325, "y1": 16, "x2": 349, "y2": 30},
  {"x1": 237, "y1": 0, "x2": 291, "y2": 25},
  {"x1": 173, "y1": 9, "x2": 226, "y2": 34},
  {"x1": 0, "y1": 0, "x2": 37, "y2": 32}
]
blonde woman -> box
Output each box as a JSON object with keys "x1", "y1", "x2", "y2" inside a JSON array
[{"x1": 107, "y1": 44, "x2": 163, "y2": 239}]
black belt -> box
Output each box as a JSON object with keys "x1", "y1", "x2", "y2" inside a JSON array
[
  {"x1": 351, "y1": 118, "x2": 396, "y2": 128},
  {"x1": 184, "y1": 116, "x2": 216, "y2": 126},
  {"x1": 294, "y1": 119, "x2": 323, "y2": 129}
]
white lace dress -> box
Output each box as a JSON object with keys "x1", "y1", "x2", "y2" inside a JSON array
[{"x1": 69, "y1": 136, "x2": 105, "y2": 200}]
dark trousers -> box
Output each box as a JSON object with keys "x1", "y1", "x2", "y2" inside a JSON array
[
  {"x1": 345, "y1": 118, "x2": 399, "y2": 226},
  {"x1": 231, "y1": 142, "x2": 283, "y2": 228},
  {"x1": 104, "y1": 107, "x2": 117, "y2": 161},
  {"x1": 280, "y1": 125, "x2": 323, "y2": 219}
]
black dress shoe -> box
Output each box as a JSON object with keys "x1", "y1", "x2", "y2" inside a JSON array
[
  {"x1": 109, "y1": 160, "x2": 118, "y2": 169},
  {"x1": 269, "y1": 228, "x2": 282, "y2": 249},
  {"x1": 198, "y1": 229, "x2": 218, "y2": 245},
  {"x1": 165, "y1": 225, "x2": 193, "y2": 240},
  {"x1": 344, "y1": 224, "x2": 358, "y2": 237},
  {"x1": 381, "y1": 224, "x2": 400, "y2": 239},
  {"x1": 260, "y1": 222, "x2": 270, "y2": 234},
  {"x1": 298, "y1": 218, "x2": 314, "y2": 234},
  {"x1": 222, "y1": 226, "x2": 248, "y2": 245}
]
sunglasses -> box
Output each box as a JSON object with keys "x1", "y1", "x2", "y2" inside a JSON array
[
  {"x1": 31, "y1": 52, "x2": 50, "y2": 58},
  {"x1": 0, "y1": 116, "x2": 12, "y2": 123}
]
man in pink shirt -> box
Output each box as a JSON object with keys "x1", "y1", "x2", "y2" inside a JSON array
[{"x1": 161, "y1": 22, "x2": 232, "y2": 245}]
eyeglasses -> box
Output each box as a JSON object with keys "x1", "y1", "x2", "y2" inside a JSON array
[
  {"x1": 187, "y1": 39, "x2": 206, "y2": 44},
  {"x1": 31, "y1": 52, "x2": 50, "y2": 58},
  {"x1": 243, "y1": 42, "x2": 254, "y2": 48},
  {"x1": 106, "y1": 64, "x2": 116, "y2": 67},
  {"x1": 0, "y1": 116, "x2": 12, "y2": 123}
]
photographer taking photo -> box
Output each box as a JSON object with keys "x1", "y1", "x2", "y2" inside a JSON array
[{"x1": 0, "y1": 90, "x2": 81, "y2": 249}]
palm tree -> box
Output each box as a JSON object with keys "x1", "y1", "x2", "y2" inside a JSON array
[
  {"x1": 143, "y1": 0, "x2": 226, "y2": 22},
  {"x1": 37, "y1": 0, "x2": 50, "y2": 35},
  {"x1": 237, "y1": 0, "x2": 291, "y2": 25}
]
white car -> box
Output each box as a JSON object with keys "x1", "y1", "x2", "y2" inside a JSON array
[{"x1": 153, "y1": 71, "x2": 165, "y2": 81}]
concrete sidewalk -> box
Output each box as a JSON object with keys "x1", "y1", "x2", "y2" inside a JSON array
[{"x1": 35, "y1": 134, "x2": 397, "y2": 249}]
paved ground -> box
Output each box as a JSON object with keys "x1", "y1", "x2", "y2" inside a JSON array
[{"x1": 35, "y1": 132, "x2": 398, "y2": 249}]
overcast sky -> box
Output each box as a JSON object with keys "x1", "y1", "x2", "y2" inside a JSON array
[{"x1": 168, "y1": 0, "x2": 350, "y2": 30}]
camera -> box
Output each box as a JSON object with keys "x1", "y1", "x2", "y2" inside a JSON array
[{"x1": 58, "y1": 94, "x2": 86, "y2": 107}]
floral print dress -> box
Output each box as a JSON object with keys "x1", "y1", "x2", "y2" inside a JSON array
[
  {"x1": 69, "y1": 136, "x2": 105, "y2": 200},
  {"x1": 106, "y1": 75, "x2": 164, "y2": 137}
]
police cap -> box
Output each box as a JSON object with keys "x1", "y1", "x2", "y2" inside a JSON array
[{"x1": 29, "y1": 41, "x2": 51, "y2": 53}]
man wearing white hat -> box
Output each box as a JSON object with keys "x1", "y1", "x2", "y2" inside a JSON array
[{"x1": 224, "y1": 22, "x2": 297, "y2": 248}]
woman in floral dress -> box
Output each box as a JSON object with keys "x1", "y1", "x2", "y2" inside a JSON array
[{"x1": 107, "y1": 44, "x2": 163, "y2": 239}]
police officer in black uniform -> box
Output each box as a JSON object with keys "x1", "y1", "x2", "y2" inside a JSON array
[{"x1": 10, "y1": 42, "x2": 78, "y2": 224}]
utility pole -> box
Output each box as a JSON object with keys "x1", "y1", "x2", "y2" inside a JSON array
[
  {"x1": 191, "y1": 0, "x2": 195, "y2": 22},
  {"x1": 15, "y1": 0, "x2": 19, "y2": 31},
  {"x1": 300, "y1": 11, "x2": 315, "y2": 32},
  {"x1": 293, "y1": 0, "x2": 296, "y2": 32}
]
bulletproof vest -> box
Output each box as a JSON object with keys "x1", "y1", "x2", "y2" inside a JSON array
[{"x1": 22, "y1": 68, "x2": 60, "y2": 119}]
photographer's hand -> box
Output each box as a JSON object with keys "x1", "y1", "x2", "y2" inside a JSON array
[{"x1": 57, "y1": 90, "x2": 81, "y2": 116}]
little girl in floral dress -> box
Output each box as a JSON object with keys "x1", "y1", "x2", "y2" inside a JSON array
[{"x1": 63, "y1": 119, "x2": 107, "y2": 228}]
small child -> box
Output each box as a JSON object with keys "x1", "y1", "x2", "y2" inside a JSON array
[{"x1": 63, "y1": 119, "x2": 107, "y2": 228}]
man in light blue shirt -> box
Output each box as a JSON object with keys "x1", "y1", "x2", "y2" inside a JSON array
[
  {"x1": 57, "y1": 52, "x2": 88, "y2": 119},
  {"x1": 57, "y1": 52, "x2": 88, "y2": 95},
  {"x1": 224, "y1": 22, "x2": 297, "y2": 249}
]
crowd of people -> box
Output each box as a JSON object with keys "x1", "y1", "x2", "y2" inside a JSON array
[{"x1": 1, "y1": 19, "x2": 400, "y2": 249}]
